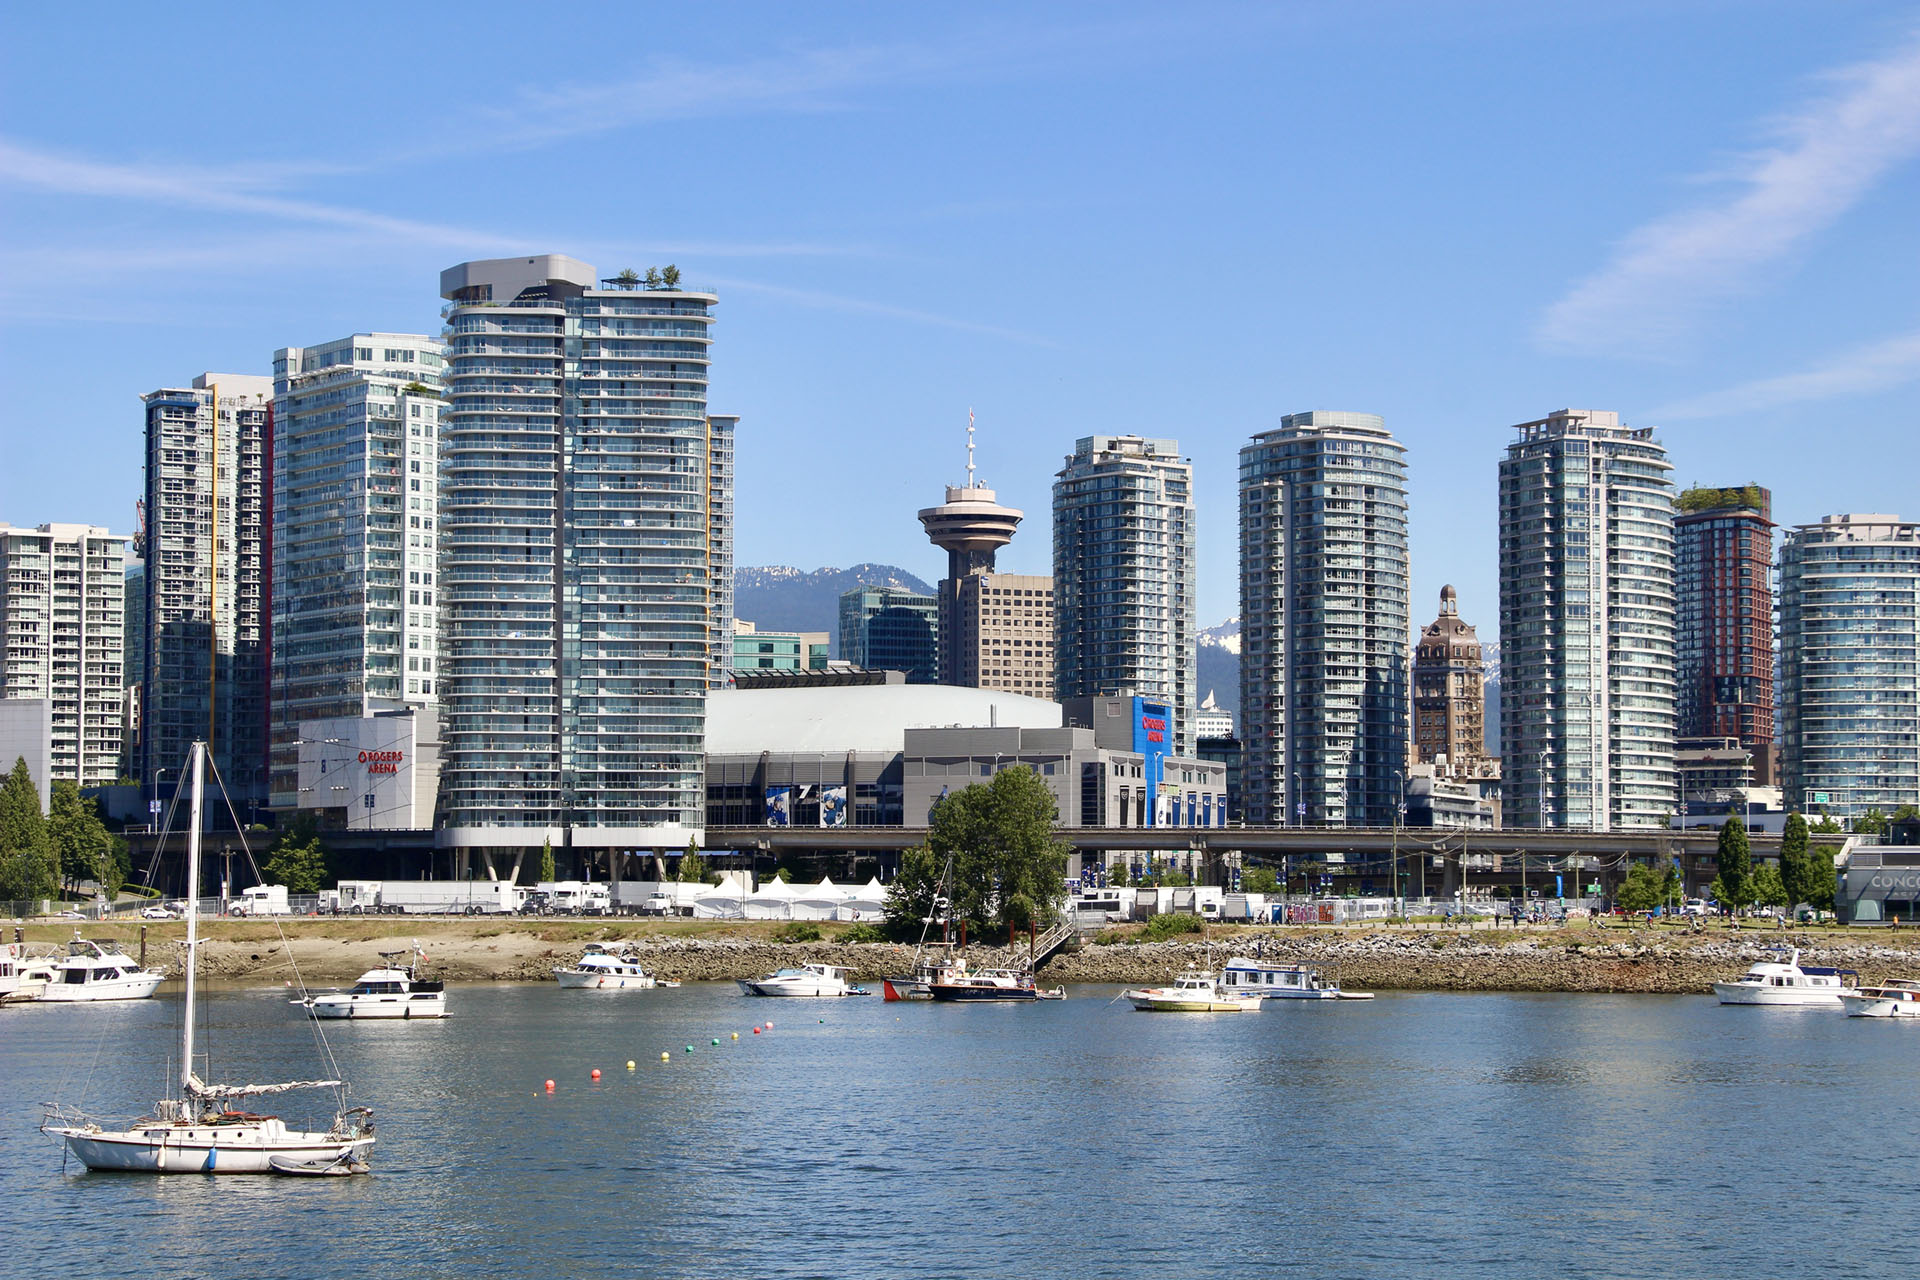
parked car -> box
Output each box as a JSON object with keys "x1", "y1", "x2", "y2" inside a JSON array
[{"x1": 139, "y1": 905, "x2": 178, "y2": 920}]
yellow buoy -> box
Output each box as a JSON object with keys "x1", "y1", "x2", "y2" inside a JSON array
[
  {"x1": 730, "y1": 1032, "x2": 739, "y2": 1041},
  {"x1": 660, "y1": 1052, "x2": 670, "y2": 1062},
  {"x1": 626, "y1": 1060, "x2": 636, "y2": 1071}
]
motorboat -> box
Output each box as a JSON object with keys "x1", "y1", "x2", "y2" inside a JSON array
[
  {"x1": 737, "y1": 963, "x2": 862, "y2": 997},
  {"x1": 1712, "y1": 949, "x2": 1855, "y2": 1006},
  {"x1": 300, "y1": 946, "x2": 447, "y2": 1019},
  {"x1": 1125, "y1": 971, "x2": 1263, "y2": 1013},
  {"x1": 554, "y1": 943, "x2": 660, "y2": 990},
  {"x1": 883, "y1": 950, "x2": 960, "y2": 1002},
  {"x1": 0, "y1": 943, "x2": 59, "y2": 1004},
  {"x1": 927, "y1": 960, "x2": 1064, "y2": 1003},
  {"x1": 42, "y1": 741, "x2": 377, "y2": 1174},
  {"x1": 1838, "y1": 979, "x2": 1920, "y2": 1018},
  {"x1": 1221, "y1": 957, "x2": 1374, "y2": 1001},
  {"x1": 34, "y1": 935, "x2": 166, "y2": 1003}
]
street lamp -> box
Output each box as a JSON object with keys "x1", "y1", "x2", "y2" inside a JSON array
[{"x1": 1392, "y1": 769, "x2": 1406, "y2": 920}]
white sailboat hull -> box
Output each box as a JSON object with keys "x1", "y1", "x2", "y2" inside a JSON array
[
  {"x1": 305, "y1": 993, "x2": 446, "y2": 1019},
  {"x1": 52, "y1": 1123, "x2": 373, "y2": 1174},
  {"x1": 554, "y1": 969, "x2": 657, "y2": 990}
]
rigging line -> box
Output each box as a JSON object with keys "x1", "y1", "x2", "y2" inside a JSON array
[{"x1": 200, "y1": 754, "x2": 349, "y2": 1101}]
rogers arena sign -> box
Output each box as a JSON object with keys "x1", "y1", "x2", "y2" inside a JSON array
[{"x1": 359, "y1": 749, "x2": 405, "y2": 775}]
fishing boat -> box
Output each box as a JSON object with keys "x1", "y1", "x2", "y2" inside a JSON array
[
  {"x1": 553, "y1": 943, "x2": 661, "y2": 990},
  {"x1": 927, "y1": 960, "x2": 1064, "y2": 1003},
  {"x1": 33, "y1": 935, "x2": 166, "y2": 1003},
  {"x1": 42, "y1": 742, "x2": 377, "y2": 1174},
  {"x1": 1125, "y1": 971, "x2": 1263, "y2": 1013},
  {"x1": 1712, "y1": 949, "x2": 1855, "y2": 1006},
  {"x1": 737, "y1": 962, "x2": 861, "y2": 997},
  {"x1": 1221, "y1": 957, "x2": 1374, "y2": 1001},
  {"x1": 1838, "y1": 979, "x2": 1920, "y2": 1018},
  {"x1": 299, "y1": 946, "x2": 447, "y2": 1019}
]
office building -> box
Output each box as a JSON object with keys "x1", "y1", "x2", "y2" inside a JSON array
[
  {"x1": 438, "y1": 255, "x2": 731, "y2": 850},
  {"x1": 838, "y1": 585, "x2": 938, "y2": 683},
  {"x1": 1499, "y1": 409, "x2": 1676, "y2": 831},
  {"x1": 1053, "y1": 435, "x2": 1196, "y2": 752},
  {"x1": 139, "y1": 373, "x2": 272, "y2": 812},
  {"x1": 1674, "y1": 484, "x2": 1774, "y2": 767},
  {"x1": 0, "y1": 523, "x2": 127, "y2": 785},
  {"x1": 1778, "y1": 514, "x2": 1920, "y2": 822},
  {"x1": 733, "y1": 621, "x2": 829, "y2": 673},
  {"x1": 918, "y1": 428, "x2": 1055, "y2": 696},
  {"x1": 268, "y1": 334, "x2": 444, "y2": 811},
  {"x1": 1412, "y1": 585, "x2": 1491, "y2": 774},
  {"x1": 1238, "y1": 413, "x2": 1409, "y2": 826}
]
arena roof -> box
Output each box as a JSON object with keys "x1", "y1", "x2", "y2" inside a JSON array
[{"x1": 705, "y1": 685, "x2": 1062, "y2": 756}]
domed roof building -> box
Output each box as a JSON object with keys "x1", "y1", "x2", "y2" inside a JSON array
[{"x1": 1412, "y1": 586, "x2": 1489, "y2": 774}]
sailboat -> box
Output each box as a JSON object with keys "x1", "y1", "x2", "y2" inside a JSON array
[{"x1": 42, "y1": 742, "x2": 376, "y2": 1175}]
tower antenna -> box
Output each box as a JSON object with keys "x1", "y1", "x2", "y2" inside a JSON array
[{"x1": 966, "y1": 408, "x2": 976, "y2": 488}]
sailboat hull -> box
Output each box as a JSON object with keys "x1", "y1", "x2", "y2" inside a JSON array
[{"x1": 51, "y1": 1125, "x2": 373, "y2": 1174}]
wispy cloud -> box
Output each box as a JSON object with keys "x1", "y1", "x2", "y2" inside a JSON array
[
  {"x1": 708, "y1": 275, "x2": 1063, "y2": 348},
  {"x1": 1540, "y1": 30, "x2": 1920, "y2": 357},
  {"x1": 1653, "y1": 328, "x2": 1920, "y2": 419}
]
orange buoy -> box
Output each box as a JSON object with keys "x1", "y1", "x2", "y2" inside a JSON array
[
  {"x1": 544, "y1": 1079, "x2": 555, "y2": 1092},
  {"x1": 591, "y1": 1069, "x2": 601, "y2": 1080}
]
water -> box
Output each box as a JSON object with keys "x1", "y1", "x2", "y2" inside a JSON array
[{"x1": 3, "y1": 984, "x2": 1916, "y2": 1279}]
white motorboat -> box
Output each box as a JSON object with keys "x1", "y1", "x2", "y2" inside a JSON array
[
  {"x1": 300, "y1": 946, "x2": 446, "y2": 1019},
  {"x1": 42, "y1": 742, "x2": 377, "y2": 1174},
  {"x1": 1838, "y1": 979, "x2": 1920, "y2": 1018},
  {"x1": 34, "y1": 935, "x2": 166, "y2": 1003},
  {"x1": 1221, "y1": 957, "x2": 1374, "y2": 1001},
  {"x1": 1125, "y1": 971, "x2": 1263, "y2": 1013},
  {"x1": 1712, "y1": 949, "x2": 1856, "y2": 1006},
  {"x1": 737, "y1": 963, "x2": 862, "y2": 997},
  {"x1": 554, "y1": 943, "x2": 660, "y2": 990},
  {"x1": 0, "y1": 943, "x2": 59, "y2": 1004}
]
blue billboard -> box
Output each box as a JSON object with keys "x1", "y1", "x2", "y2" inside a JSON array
[{"x1": 1132, "y1": 697, "x2": 1172, "y2": 826}]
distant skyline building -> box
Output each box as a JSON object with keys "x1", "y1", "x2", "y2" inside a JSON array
[
  {"x1": 733, "y1": 621, "x2": 829, "y2": 673},
  {"x1": 438, "y1": 255, "x2": 730, "y2": 852},
  {"x1": 1238, "y1": 412, "x2": 1409, "y2": 827},
  {"x1": 1412, "y1": 585, "x2": 1490, "y2": 775},
  {"x1": 1053, "y1": 435, "x2": 1197, "y2": 753},
  {"x1": 838, "y1": 584, "x2": 938, "y2": 683},
  {"x1": 268, "y1": 333, "x2": 445, "y2": 811},
  {"x1": 0, "y1": 522, "x2": 127, "y2": 786},
  {"x1": 1778, "y1": 514, "x2": 1920, "y2": 823},
  {"x1": 1674, "y1": 484, "x2": 1775, "y2": 779},
  {"x1": 139, "y1": 373, "x2": 272, "y2": 811},
  {"x1": 1499, "y1": 409, "x2": 1676, "y2": 832}
]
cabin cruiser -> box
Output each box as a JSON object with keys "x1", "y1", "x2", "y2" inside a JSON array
[
  {"x1": 927, "y1": 960, "x2": 1063, "y2": 1003},
  {"x1": 883, "y1": 951, "x2": 960, "y2": 1001},
  {"x1": 1221, "y1": 957, "x2": 1373, "y2": 1000},
  {"x1": 1712, "y1": 949, "x2": 1855, "y2": 1006},
  {"x1": 737, "y1": 963, "x2": 861, "y2": 997},
  {"x1": 1125, "y1": 972, "x2": 1263, "y2": 1013},
  {"x1": 35, "y1": 936, "x2": 166, "y2": 1003},
  {"x1": 299, "y1": 947, "x2": 446, "y2": 1019},
  {"x1": 1838, "y1": 979, "x2": 1920, "y2": 1018},
  {"x1": 1, "y1": 943, "x2": 59, "y2": 1003},
  {"x1": 553, "y1": 943, "x2": 663, "y2": 990}
]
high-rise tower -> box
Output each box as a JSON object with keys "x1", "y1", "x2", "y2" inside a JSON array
[
  {"x1": 918, "y1": 421, "x2": 1054, "y2": 695},
  {"x1": 1239, "y1": 412, "x2": 1409, "y2": 826},
  {"x1": 1778, "y1": 514, "x2": 1920, "y2": 822},
  {"x1": 0, "y1": 523, "x2": 127, "y2": 785},
  {"x1": 437, "y1": 255, "x2": 730, "y2": 855},
  {"x1": 1674, "y1": 484, "x2": 1774, "y2": 761},
  {"x1": 268, "y1": 334, "x2": 444, "y2": 811},
  {"x1": 140, "y1": 373, "x2": 271, "y2": 811},
  {"x1": 1499, "y1": 409, "x2": 1676, "y2": 831},
  {"x1": 1054, "y1": 435, "x2": 1196, "y2": 753}
]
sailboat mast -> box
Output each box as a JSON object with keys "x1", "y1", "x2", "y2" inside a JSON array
[{"x1": 181, "y1": 742, "x2": 204, "y2": 1096}]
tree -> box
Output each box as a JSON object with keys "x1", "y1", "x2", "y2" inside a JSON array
[
  {"x1": 1108, "y1": 861, "x2": 1131, "y2": 888},
  {"x1": 0, "y1": 756, "x2": 55, "y2": 902},
  {"x1": 1749, "y1": 864, "x2": 1789, "y2": 909},
  {"x1": 1810, "y1": 813, "x2": 1845, "y2": 835},
  {"x1": 48, "y1": 780, "x2": 114, "y2": 894},
  {"x1": 661, "y1": 264, "x2": 681, "y2": 288},
  {"x1": 613, "y1": 268, "x2": 640, "y2": 289},
  {"x1": 1716, "y1": 811, "x2": 1753, "y2": 908},
  {"x1": 1242, "y1": 866, "x2": 1279, "y2": 895},
  {"x1": 643, "y1": 267, "x2": 662, "y2": 288},
  {"x1": 540, "y1": 838, "x2": 556, "y2": 884},
  {"x1": 261, "y1": 812, "x2": 330, "y2": 894},
  {"x1": 1659, "y1": 861, "x2": 1683, "y2": 911},
  {"x1": 1778, "y1": 812, "x2": 1817, "y2": 908},
  {"x1": 678, "y1": 839, "x2": 712, "y2": 885},
  {"x1": 886, "y1": 766, "x2": 1069, "y2": 934},
  {"x1": 1616, "y1": 862, "x2": 1663, "y2": 912},
  {"x1": 1856, "y1": 808, "x2": 1890, "y2": 836}
]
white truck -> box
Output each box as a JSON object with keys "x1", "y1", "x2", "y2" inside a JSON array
[
  {"x1": 543, "y1": 881, "x2": 613, "y2": 915},
  {"x1": 230, "y1": 884, "x2": 291, "y2": 917},
  {"x1": 377, "y1": 880, "x2": 524, "y2": 915},
  {"x1": 318, "y1": 880, "x2": 386, "y2": 914}
]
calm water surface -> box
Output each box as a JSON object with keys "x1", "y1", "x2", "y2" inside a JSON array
[{"x1": 2, "y1": 982, "x2": 1915, "y2": 1279}]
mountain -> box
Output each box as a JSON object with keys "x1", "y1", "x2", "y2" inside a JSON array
[
  {"x1": 734, "y1": 564, "x2": 935, "y2": 642},
  {"x1": 1196, "y1": 616, "x2": 1241, "y2": 719}
]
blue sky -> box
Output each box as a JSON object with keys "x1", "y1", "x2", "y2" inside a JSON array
[{"x1": 4, "y1": 2, "x2": 1919, "y2": 630}]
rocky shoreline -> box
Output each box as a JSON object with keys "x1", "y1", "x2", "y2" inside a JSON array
[{"x1": 98, "y1": 924, "x2": 1920, "y2": 994}]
